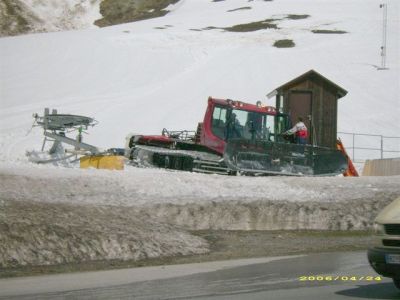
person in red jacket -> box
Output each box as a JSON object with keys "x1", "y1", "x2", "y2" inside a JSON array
[{"x1": 284, "y1": 117, "x2": 308, "y2": 145}]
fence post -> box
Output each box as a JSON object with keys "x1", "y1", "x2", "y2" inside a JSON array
[
  {"x1": 352, "y1": 133, "x2": 355, "y2": 162},
  {"x1": 381, "y1": 135, "x2": 383, "y2": 159}
]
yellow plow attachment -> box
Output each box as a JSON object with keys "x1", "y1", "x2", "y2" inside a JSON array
[{"x1": 80, "y1": 155, "x2": 125, "y2": 170}]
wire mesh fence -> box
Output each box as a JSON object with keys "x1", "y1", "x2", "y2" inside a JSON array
[{"x1": 338, "y1": 132, "x2": 400, "y2": 163}]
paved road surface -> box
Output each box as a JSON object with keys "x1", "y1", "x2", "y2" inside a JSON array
[{"x1": 0, "y1": 251, "x2": 398, "y2": 299}]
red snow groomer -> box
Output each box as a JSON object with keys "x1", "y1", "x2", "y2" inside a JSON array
[{"x1": 125, "y1": 97, "x2": 348, "y2": 176}]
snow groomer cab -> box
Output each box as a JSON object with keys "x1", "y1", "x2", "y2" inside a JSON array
[{"x1": 368, "y1": 197, "x2": 400, "y2": 290}]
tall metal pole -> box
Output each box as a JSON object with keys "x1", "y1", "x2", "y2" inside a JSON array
[
  {"x1": 352, "y1": 133, "x2": 355, "y2": 163},
  {"x1": 379, "y1": 4, "x2": 388, "y2": 70}
]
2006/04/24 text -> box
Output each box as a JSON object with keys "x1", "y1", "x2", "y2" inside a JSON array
[{"x1": 299, "y1": 276, "x2": 382, "y2": 281}]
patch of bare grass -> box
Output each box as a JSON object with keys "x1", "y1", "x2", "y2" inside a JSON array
[
  {"x1": 224, "y1": 19, "x2": 279, "y2": 32},
  {"x1": 95, "y1": 0, "x2": 179, "y2": 27},
  {"x1": 227, "y1": 7, "x2": 252, "y2": 13},
  {"x1": 286, "y1": 14, "x2": 310, "y2": 20},
  {"x1": 203, "y1": 26, "x2": 219, "y2": 30},
  {"x1": 273, "y1": 39, "x2": 295, "y2": 48},
  {"x1": 193, "y1": 13, "x2": 310, "y2": 33},
  {"x1": 312, "y1": 29, "x2": 347, "y2": 34}
]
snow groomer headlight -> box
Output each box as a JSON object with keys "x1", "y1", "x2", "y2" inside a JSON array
[{"x1": 373, "y1": 223, "x2": 385, "y2": 235}]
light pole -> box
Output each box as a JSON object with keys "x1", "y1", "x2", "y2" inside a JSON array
[{"x1": 378, "y1": 3, "x2": 388, "y2": 70}]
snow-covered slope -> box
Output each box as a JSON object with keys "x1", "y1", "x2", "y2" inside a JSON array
[{"x1": 0, "y1": 0, "x2": 399, "y2": 164}]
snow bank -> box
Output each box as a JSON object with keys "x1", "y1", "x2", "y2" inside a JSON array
[
  {"x1": 0, "y1": 199, "x2": 208, "y2": 268},
  {"x1": 146, "y1": 198, "x2": 392, "y2": 231},
  {"x1": 1, "y1": 164, "x2": 398, "y2": 267},
  {"x1": 1, "y1": 164, "x2": 399, "y2": 206}
]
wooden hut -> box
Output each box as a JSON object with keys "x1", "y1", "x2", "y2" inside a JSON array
[{"x1": 267, "y1": 70, "x2": 347, "y2": 148}]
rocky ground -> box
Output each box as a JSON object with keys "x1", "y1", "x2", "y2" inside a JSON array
[{"x1": 0, "y1": 0, "x2": 179, "y2": 37}]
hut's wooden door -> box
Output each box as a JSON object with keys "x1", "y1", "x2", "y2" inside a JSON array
[{"x1": 288, "y1": 91, "x2": 312, "y2": 144}]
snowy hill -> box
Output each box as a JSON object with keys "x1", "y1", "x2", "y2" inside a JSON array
[{"x1": 0, "y1": 0, "x2": 399, "y2": 165}]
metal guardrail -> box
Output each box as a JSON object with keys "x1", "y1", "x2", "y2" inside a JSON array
[
  {"x1": 338, "y1": 132, "x2": 400, "y2": 163},
  {"x1": 162, "y1": 128, "x2": 196, "y2": 141}
]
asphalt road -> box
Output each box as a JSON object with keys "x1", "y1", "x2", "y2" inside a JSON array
[{"x1": 0, "y1": 251, "x2": 398, "y2": 300}]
